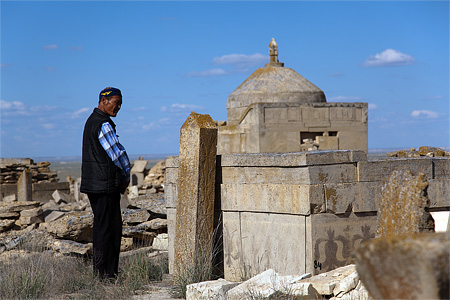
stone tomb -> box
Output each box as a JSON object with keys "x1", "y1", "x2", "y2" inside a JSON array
[{"x1": 165, "y1": 150, "x2": 450, "y2": 281}]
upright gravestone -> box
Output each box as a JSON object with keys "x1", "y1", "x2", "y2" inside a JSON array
[
  {"x1": 17, "y1": 169, "x2": 32, "y2": 201},
  {"x1": 174, "y1": 112, "x2": 218, "y2": 279}
]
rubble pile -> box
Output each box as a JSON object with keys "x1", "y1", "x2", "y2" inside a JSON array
[
  {"x1": 387, "y1": 146, "x2": 450, "y2": 158},
  {"x1": 0, "y1": 158, "x2": 58, "y2": 184},
  {"x1": 0, "y1": 159, "x2": 168, "y2": 261},
  {"x1": 186, "y1": 265, "x2": 369, "y2": 300}
]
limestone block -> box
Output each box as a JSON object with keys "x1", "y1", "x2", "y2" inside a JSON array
[
  {"x1": 224, "y1": 212, "x2": 307, "y2": 281},
  {"x1": 131, "y1": 160, "x2": 148, "y2": 173},
  {"x1": 139, "y1": 218, "x2": 167, "y2": 231},
  {"x1": 0, "y1": 219, "x2": 15, "y2": 232},
  {"x1": 130, "y1": 172, "x2": 144, "y2": 187},
  {"x1": 174, "y1": 112, "x2": 217, "y2": 277},
  {"x1": 428, "y1": 179, "x2": 450, "y2": 209},
  {"x1": 120, "y1": 237, "x2": 133, "y2": 252},
  {"x1": 222, "y1": 164, "x2": 356, "y2": 185},
  {"x1": 40, "y1": 211, "x2": 93, "y2": 242},
  {"x1": 376, "y1": 170, "x2": 434, "y2": 237},
  {"x1": 301, "y1": 265, "x2": 357, "y2": 295},
  {"x1": 152, "y1": 233, "x2": 168, "y2": 251},
  {"x1": 17, "y1": 169, "x2": 32, "y2": 201},
  {"x1": 305, "y1": 213, "x2": 377, "y2": 275},
  {"x1": 44, "y1": 210, "x2": 65, "y2": 223},
  {"x1": 165, "y1": 156, "x2": 179, "y2": 168},
  {"x1": 226, "y1": 269, "x2": 278, "y2": 300},
  {"x1": 123, "y1": 208, "x2": 150, "y2": 224},
  {"x1": 357, "y1": 158, "x2": 433, "y2": 182},
  {"x1": 221, "y1": 150, "x2": 366, "y2": 167},
  {"x1": 2, "y1": 194, "x2": 16, "y2": 202},
  {"x1": 18, "y1": 215, "x2": 44, "y2": 225},
  {"x1": 167, "y1": 207, "x2": 176, "y2": 274},
  {"x1": 433, "y1": 158, "x2": 450, "y2": 178},
  {"x1": 164, "y1": 167, "x2": 179, "y2": 185},
  {"x1": 329, "y1": 281, "x2": 370, "y2": 300},
  {"x1": 324, "y1": 182, "x2": 380, "y2": 214},
  {"x1": 0, "y1": 200, "x2": 40, "y2": 214},
  {"x1": 0, "y1": 211, "x2": 19, "y2": 219},
  {"x1": 186, "y1": 278, "x2": 240, "y2": 300},
  {"x1": 430, "y1": 211, "x2": 450, "y2": 232},
  {"x1": 53, "y1": 240, "x2": 92, "y2": 256},
  {"x1": 356, "y1": 232, "x2": 450, "y2": 300},
  {"x1": 20, "y1": 207, "x2": 43, "y2": 218},
  {"x1": 221, "y1": 183, "x2": 323, "y2": 215},
  {"x1": 52, "y1": 189, "x2": 73, "y2": 204},
  {"x1": 164, "y1": 183, "x2": 178, "y2": 208}
]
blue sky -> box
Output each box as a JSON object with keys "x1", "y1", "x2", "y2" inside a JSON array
[{"x1": 1, "y1": 1, "x2": 449, "y2": 158}]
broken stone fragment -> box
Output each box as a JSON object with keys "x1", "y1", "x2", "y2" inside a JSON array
[
  {"x1": 52, "y1": 189, "x2": 74, "y2": 204},
  {"x1": 53, "y1": 240, "x2": 92, "y2": 256},
  {"x1": 356, "y1": 232, "x2": 450, "y2": 300},
  {"x1": 0, "y1": 200, "x2": 40, "y2": 214},
  {"x1": 123, "y1": 208, "x2": 150, "y2": 224},
  {"x1": 20, "y1": 207, "x2": 43, "y2": 218},
  {"x1": 0, "y1": 219, "x2": 15, "y2": 232},
  {"x1": 40, "y1": 211, "x2": 93, "y2": 242}
]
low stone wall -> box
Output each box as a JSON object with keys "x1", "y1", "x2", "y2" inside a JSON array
[{"x1": 165, "y1": 150, "x2": 450, "y2": 281}]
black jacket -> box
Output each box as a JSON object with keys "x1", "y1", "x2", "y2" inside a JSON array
[{"x1": 80, "y1": 108, "x2": 124, "y2": 194}]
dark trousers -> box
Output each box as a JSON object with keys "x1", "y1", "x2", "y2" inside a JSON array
[{"x1": 88, "y1": 193, "x2": 122, "y2": 279}]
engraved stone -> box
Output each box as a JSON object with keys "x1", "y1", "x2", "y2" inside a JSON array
[{"x1": 173, "y1": 112, "x2": 218, "y2": 278}]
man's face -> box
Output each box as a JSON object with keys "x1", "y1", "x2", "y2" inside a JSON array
[{"x1": 100, "y1": 95, "x2": 122, "y2": 117}]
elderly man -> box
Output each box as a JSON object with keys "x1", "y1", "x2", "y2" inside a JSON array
[{"x1": 81, "y1": 87, "x2": 130, "y2": 280}]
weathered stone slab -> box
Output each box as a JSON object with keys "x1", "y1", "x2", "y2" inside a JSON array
[
  {"x1": 164, "y1": 183, "x2": 178, "y2": 208},
  {"x1": 52, "y1": 189, "x2": 74, "y2": 204},
  {"x1": 174, "y1": 112, "x2": 218, "y2": 277},
  {"x1": 357, "y1": 158, "x2": 433, "y2": 182},
  {"x1": 300, "y1": 264, "x2": 357, "y2": 295},
  {"x1": 223, "y1": 212, "x2": 307, "y2": 281},
  {"x1": 53, "y1": 240, "x2": 93, "y2": 256},
  {"x1": 0, "y1": 200, "x2": 40, "y2": 214},
  {"x1": 20, "y1": 207, "x2": 42, "y2": 218},
  {"x1": 40, "y1": 211, "x2": 93, "y2": 242},
  {"x1": 187, "y1": 278, "x2": 240, "y2": 300},
  {"x1": 221, "y1": 183, "x2": 323, "y2": 215},
  {"x1": 0, "y1": 219, "x2": 15, "y2": 232},
  {"x1": 152, "y1": 233, "x2": 168, "y2": 251},
  {"x1": 165, "y1": 156, "x2": 179, "y2": 168},
  {"x1": 376, "y1": 170, "x2": 434, "y2": 237},
  {"x1": 131, "y1": 159, "x2": 148, "y2": 173},
  {"x1": 221, "y1": 150, "x2": 366, "y2": 167},
  {"x1": 356, "y1": 232, "x2": 450, "y2": 300},
  {"x1": 305, "y1": 213, "x2": 377, "y2": 275},
  {"x1": 164, "y1": 167, "x2": 179, "y2": 185},
  {"x1": 428, "y1": 179, "x2": 450, "y2": 209},
  {"x1": 17, "y1": 169, "x2": 32, "y2": 201},
  {"x1": 44, "y1": 210, "x2": 65, "y2": 222},
  {"x1": 123, "y1": 208, "x2": 150, "y2": 224},
  {"x1": 324, "y1": 182, "x2": 380, "y2": 214},
  {"x1": 120, "y1": 237, "x2": 133, "y2": 252},
  {"x1": 0, "y1": 211, "x2": 19, "y2": 219},
  {"x1": 433, "y1": 158, "x2": 450, "y2": 179},
  {"x1": 2, "y1": 194, "x2": 16, "y2": 202},
  {"x1": 222, "y1": 164, "x2": 356, "y2": 185},
  {"x1": 167, "y1": 207, "x2": 176, "y2": 274}
]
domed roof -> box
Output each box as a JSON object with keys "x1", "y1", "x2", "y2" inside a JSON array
[{"x1": 226, "y1": 39, "x2": 326, "y2": 115}]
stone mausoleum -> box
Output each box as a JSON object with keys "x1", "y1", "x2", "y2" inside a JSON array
[{"x1": 217, "y1": 39, "x2": 368, "y2": 154}]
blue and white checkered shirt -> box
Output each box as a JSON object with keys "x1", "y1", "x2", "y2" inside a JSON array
[{"x1": 98, "y1": 122, "x2": 131, "y2": 180}]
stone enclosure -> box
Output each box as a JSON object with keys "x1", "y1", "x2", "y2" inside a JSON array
[{"x1": 165, "y1": 150, "x2": 450, "y2": 281}]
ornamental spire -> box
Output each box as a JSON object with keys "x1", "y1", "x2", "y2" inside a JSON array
[{"x1": 266, "y1": 38, "x2": 284, "y2": 67}]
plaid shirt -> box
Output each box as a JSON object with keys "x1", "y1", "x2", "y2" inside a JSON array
[{"x1": 98, "y1": 122, "x2": 131, "y2": 180}]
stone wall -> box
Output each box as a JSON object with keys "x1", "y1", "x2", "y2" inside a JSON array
[{"x1": 165, "y1": 150, "x2": 450, "y2": 281}]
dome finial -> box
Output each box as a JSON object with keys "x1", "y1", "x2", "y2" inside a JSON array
[{"x1": 266, "y1": 38, "x2": 284, "y2": 67}]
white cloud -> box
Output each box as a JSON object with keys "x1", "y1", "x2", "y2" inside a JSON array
[
  {"x1": 411, "y1": 110, "x2": 439, "y2": 118},
  {"x1": 142, "y1": 117, "x2": 171, "y2": 130},
  {"x1": 72, "y1": 107, "x2": 90, "y2": 118},
  {"x1": 161, "y1": 103, "x2": 205, "y2": 113},
  {"x1": 43, "y1": 44, "x2": 59, "y2": 50},
  {"x1": 363, "y1": 49, "x2": 415, "y2": 67},
  {"x1": 213, "y1": 53, "x2": 267, "y2": 67},
  {"x1": 368, "y1": 103, "x2": 378, "y2": 110},
  {"x1": 0, "y1": 100, "x2": 28, "y2": 115},
  {"x1": 185, "y1": 68, "x2": 227, "y2": 77}
]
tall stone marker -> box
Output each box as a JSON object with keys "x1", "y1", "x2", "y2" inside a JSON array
[
  {"x1": 17, "y1": 169, "x2": 32, "y2": 201},
  {"x1": 174, "y1": 112, "x2": 218, "y2": 278}
]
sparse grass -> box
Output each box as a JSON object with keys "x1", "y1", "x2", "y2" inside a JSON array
[{"x1": 0, "y1": 235, "x2": 169, "y2": 299}]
